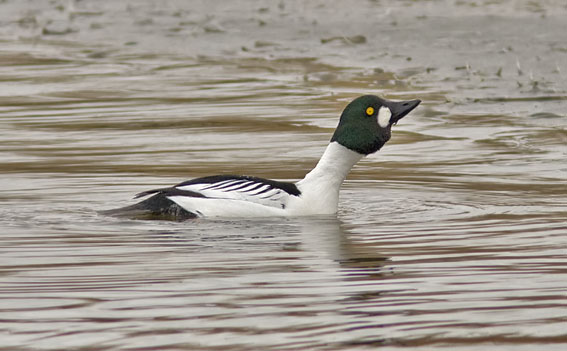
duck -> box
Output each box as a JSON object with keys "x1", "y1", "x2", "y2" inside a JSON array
[{"x1": 106, "y1": 95, "x2": 420, "y2": 220}]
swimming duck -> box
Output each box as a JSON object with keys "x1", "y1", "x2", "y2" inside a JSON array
[{"x1": 108, "y1": 95, "x2": 420, "y2": 220}]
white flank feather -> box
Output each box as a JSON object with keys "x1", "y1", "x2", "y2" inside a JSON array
[{"x1": 169, "y1": 196, "x2": 287, "y2": 217}]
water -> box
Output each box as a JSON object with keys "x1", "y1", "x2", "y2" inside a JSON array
[{"x1": 1, "y1": 0, "x2": 566, "y2": 350}]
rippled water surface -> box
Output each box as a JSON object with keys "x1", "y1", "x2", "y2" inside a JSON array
[{"x1": 1, "y1": 0, "x2": 566, "y2": 350}]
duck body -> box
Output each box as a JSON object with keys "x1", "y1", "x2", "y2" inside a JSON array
[{"x1": 107, "y1": 95, "x2": 420, "y2": 220}]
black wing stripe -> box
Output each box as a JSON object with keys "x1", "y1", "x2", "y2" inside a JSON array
[
  {"x1": 174, "y1": 175, "x2": 301, "y2": 196},
  {"x1": 241, "y1": 183, "x2": 268, "y2": 193},
  {"x1": 218, "y1": 182, "x2": 255, "y2": 192},
  {"x1": 251, "y1": 186, "x2": 272, "y2": 195},
  {"x1": 213, "y1": 180, "x2": 244, "y2": 190},
  {"x1": 248, "y1": 185, "x2": 273, "y2": 195},
  {"x1": 229, "y1": 182, "x2": 264, "y2": 193},
  {"x1": 204, "y1": 180, "x2": 245, "y2": 191},
  {"x1": 201, "y1": 179, "x2": 234, "y2": 190},
  {"x1": 224, "y1": 181, "x2": 256, "y2": 192}
]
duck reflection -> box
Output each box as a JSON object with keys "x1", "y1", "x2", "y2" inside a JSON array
[{"x1": 296, "y1": 216, "x2": 390, "y2": 280}]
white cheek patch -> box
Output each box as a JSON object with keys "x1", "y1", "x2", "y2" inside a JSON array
[{"x1": 377, "y1": 106, "x2": 392, "y2": 128}]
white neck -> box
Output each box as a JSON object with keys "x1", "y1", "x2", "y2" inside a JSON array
[
  {"x1": 301, "y1": 141, "x2": 363, "y2": 186},
  {"x1": 293, "y1": 142, "x2": 363, "y2": 213}
]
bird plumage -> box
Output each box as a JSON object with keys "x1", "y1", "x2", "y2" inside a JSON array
[{"x1": 105, "y1": 95, "x2": 421, "y2": 220}]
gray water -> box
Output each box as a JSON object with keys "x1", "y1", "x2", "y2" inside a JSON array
[{"x1": 1, "y1": 0, "x2": 566, "y2": 350}]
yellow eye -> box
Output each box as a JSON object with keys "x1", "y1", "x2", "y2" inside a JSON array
[{"x1": 365, "y1": 106, "x2": 375, "y2": 116}]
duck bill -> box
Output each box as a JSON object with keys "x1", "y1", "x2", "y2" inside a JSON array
[{"x1": 386, "y1": 99, "x2": 421, "y2": 124}]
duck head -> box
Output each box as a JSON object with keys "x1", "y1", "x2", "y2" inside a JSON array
[{"x1": 330, "y1": 95, "x2": 421, "y2": 155}]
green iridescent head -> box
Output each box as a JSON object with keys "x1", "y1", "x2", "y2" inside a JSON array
[{"x1": 330, "y1": 95, "x2": 421, "y2": 155}]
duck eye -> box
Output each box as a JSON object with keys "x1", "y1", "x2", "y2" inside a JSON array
[{"x1": 365, "y1": 107, "x2": 375, "y2": 116}]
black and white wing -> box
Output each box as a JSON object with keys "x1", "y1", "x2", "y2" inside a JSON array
[{"x1": 136, "y1": 175, "x2": 301, "y2": 214}]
